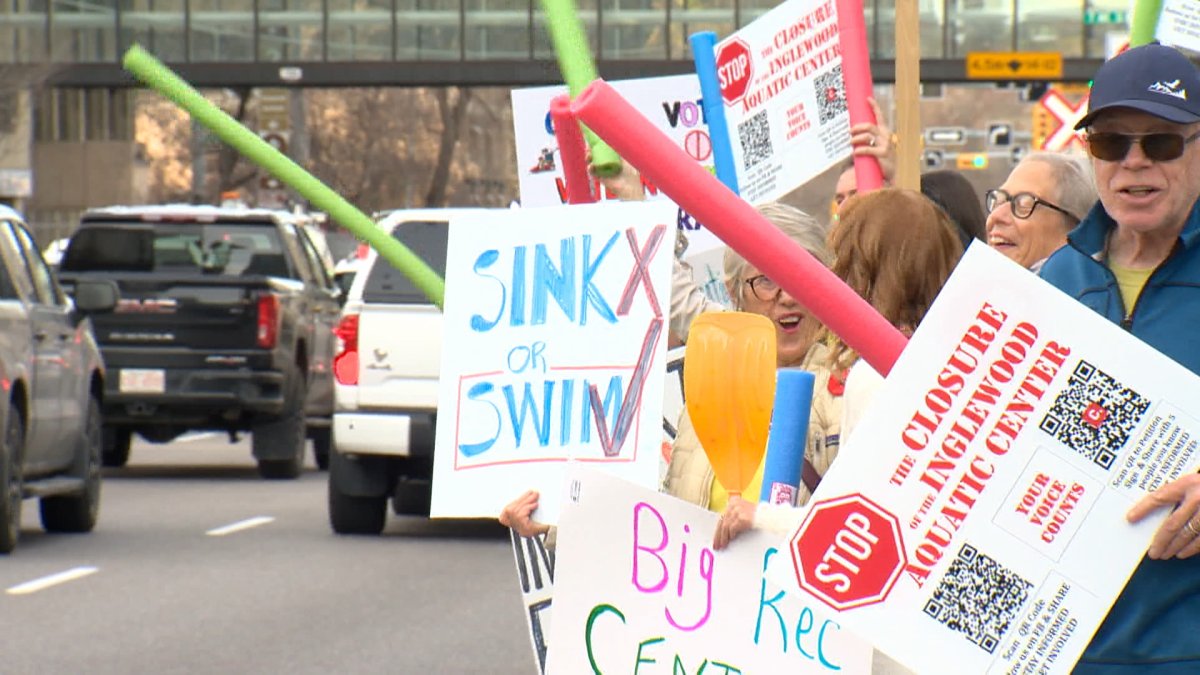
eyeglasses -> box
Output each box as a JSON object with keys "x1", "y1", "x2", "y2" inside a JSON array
[
  {"x1": 743, "y1": 275, "x2": 782, "y2": 302},
  {"x1": 1084, "y1": 131, "x2": 1200, "y2": 162},
  {"x1": 985, "y1": 189, "x2": 1078, "y2": 223}
]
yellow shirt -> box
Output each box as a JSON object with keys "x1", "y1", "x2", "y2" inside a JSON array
[
  {"x1": 1108, "y1": 261, "x2": 1154, "y2": 316},
  {"x1": 708, "y1": 455, "x2": 766, "y2": 512}
]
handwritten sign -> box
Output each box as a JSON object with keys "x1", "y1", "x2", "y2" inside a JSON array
[
  {"x1": 431, "y1": 202, "x2": 675, "y2": 522},
  {"x1": 547, "y1": 465, "x2": 873, "y2": 674},
  {"x1": 716, "y1": 0, "x2": 850, "y2": 204},
  {"x1": 511, "y1": 530, "x2": 556, "y2": 674},
  {"x1": 512, "y1": 76, "x2": 724, "y2": 255},
  {"x1": 769, "y1": 244, "x2": 1200, "y2": 674}
]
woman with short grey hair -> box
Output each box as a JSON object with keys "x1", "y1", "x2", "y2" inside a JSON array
[{"x1": 985, "y1": 151, "x2": 1097, "y2": 271}]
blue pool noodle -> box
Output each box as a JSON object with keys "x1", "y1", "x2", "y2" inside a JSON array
[
  {"x1": 689, "y1": 31, "x2": 739, "y2": 195},
  {"x1": 759, "y1": 369, "x2": 814, "y2": 505}
]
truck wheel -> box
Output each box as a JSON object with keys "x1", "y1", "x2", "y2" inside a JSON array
[
  {"x1": 253, "y1": 368, "x2": 307, "y2": 480},
  {"x1": 0, "y1": 405, "x2": 24, "y2": 554},
  {"x1": 328, "y1": 461, "x2": 386, "y2": 535},
  {"x1": 41, "y1": 396, "x2": 102, "y2": 533},
  {"x1": 310, "y1": 427, "x2": 331, "y2": 471},
  {"x1": 102, "y1": 426, "x2": 131, "y2": 468}
]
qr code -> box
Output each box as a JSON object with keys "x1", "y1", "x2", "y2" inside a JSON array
[
  {"x1": 1039, "y1": 360, "x2": 1150, "y2": 470},
  {"x1": 737, "y1": 109, "x2": 772, "y2": 170},
  {"x1": 814, "y1": 65, "x2": 847, "y2": 125},
  {"x1": 923, "y1": 543, "x2": 1033, "y2": 654}
]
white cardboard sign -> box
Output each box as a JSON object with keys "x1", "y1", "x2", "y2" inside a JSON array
[
  {"x1": 1157, "y1": 0, "x2": 1200, "y2": 53},
  {"x1": 547, "y1": 465, "x2": 873, "y2": 674},
  {"x1": 716, "y1": 0, "x2": 851, "y2": 204},
  {"x1": 511, "y1": 75, "x2": 724, "y2": 255},
  {"x1": 769, "y1": 244, "x2": 1200, "y2": 674},
  {"x1": 431, "y1": 202, "x2": 675, "y2": 522}
]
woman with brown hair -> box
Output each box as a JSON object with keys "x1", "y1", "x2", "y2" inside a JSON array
[
  {"x1": 714, "y1": 188, "x2": 963, "y2": 548},
  {"x1": 828, "y1": 188, "x2": 964, "y2": 436}
]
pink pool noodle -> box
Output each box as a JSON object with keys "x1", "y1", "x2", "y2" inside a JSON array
[
  {"x1": 571, "y1": 80, "x2": 907, "y2": 375},
  {"x1": 836, "y1": 0, "x2": 883, "y2": 192},
  {"x1": 550, "y1": 94, "x2": 595, "y2": 204}
]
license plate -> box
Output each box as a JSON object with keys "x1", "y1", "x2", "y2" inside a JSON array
[{"x1": 119, "y1": 369, "x2": 165, "y2": 394}]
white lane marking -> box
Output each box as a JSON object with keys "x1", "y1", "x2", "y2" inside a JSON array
[
  {"x1": 7, "y1": 566, "x2": 99, "y2": 595},
  {"x1": 206, "y1": 516, "x2": 275, "y2": 537},
  {"x1": 176, "y1": 432, "x2": 220, "y2": 443}
]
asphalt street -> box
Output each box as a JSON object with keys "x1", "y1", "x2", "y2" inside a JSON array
[{"x1": 0, "y1": 433, "x2": 538, "y2": 675}]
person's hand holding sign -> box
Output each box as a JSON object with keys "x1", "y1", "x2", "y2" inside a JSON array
[
  {"x1": 713, "y1": 495, "x2": 757, "y2": 551},
  {"x1": 848, "y1": 97, "x2": 896, "y2": 185},
  {"x1": 499, "y1": 489, "x2": 551, "y2": 538},
  {"x1": 1128, "y1": 472, "x2": 1200, "y2": 560}
]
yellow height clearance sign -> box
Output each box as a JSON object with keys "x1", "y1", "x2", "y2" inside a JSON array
[{"x1": 966, "y1": 52, "x2": 1063, "y2": 80}]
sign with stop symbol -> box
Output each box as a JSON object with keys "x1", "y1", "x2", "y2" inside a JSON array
[
  {"x1": 790, "y1": 493, "x2": 906, "y2": 612},
  {"x1": 716, "y1": 39, "x2": 752, "y2": 106}
]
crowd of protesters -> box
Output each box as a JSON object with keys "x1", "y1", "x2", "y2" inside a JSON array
[{"x1": 501, "y1": 42, "x2": 1200, "y2": 674}]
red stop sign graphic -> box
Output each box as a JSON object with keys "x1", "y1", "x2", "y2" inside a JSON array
[
  {"x1": 791, "y1": 493, "x2": 906, "y2": 612},
  {"x1": 716, "y1": 39, "x2": 752, "y2": 106}
]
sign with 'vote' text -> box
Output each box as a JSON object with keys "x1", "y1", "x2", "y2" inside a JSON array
[{"x1": 431, "y1": 201, "x2": 675, "y2": 523}]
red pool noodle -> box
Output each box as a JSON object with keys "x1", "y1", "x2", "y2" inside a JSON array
[
  {"x1": 550, "y1": 94, "x2": 595, "y2": 204},
  {"x1": 836, "y1": 0, "x2": 884, "y2": 192},
  {"x1": 571, "y1": 80, "x2": 907, "y2": 376}
]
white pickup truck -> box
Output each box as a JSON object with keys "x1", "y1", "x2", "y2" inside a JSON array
[{"x1": 327, "y1": 208, "x2": 487, "y2": 534}]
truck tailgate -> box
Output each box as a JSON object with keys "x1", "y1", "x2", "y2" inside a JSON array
[
  {"x1": 86, "y1": 278, "x2": 269, "y2": 362},
  {"x1": 355, "y1": 303, "x2": 443, "y2": 409}
]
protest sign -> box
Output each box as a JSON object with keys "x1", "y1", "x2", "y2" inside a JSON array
[
  {"x1": 431, "y1": 202, "x2": 675, "y2": 522},
  {"x1": 770, "y1": 244, "x2": 1200, "y2": 674},
  {"x1": 511, "y1": 76, "x2": 724, "y2": 255},
  {"x1": 509, "y1": 346, "x2": 686, "y2": 675},
  {"x1": 547, "y1": 465, "x2": 873, "y2": 674},
  {"x1": 1157, "y1": 0, "x2": 1200, "y2": 52},
  {"x1": 716, "y1": 0, "x2": 851, "y2": 204},
  {"x1": 511, "y1": 529, "x2": 556, "y2": 674}
]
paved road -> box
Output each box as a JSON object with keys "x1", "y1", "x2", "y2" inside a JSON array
[{"x1": 0, "y1": 433, "x2": 539, "y2": 675}]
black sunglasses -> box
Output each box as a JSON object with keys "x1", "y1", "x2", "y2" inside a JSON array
[
  {"x1": 1085, "y1": 131, "x2": 1200, "y2": 162},
  {"x1": 985, "y1": 189, "x2": 1078, "y2": 223}
]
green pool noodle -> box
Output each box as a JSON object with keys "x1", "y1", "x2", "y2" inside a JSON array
[
  {"x1": 539, "y1": 0, "x2": 623, "y2": 177},
  {"x1": 122, "y1": 44, "x2": 446, "y2": 308},
  {"x1": 1128, "y1": 0, "x2": 1162, "y2": 47}
]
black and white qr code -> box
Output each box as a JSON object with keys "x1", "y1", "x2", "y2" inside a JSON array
[
  {"x1": 737, "y1": 109, "x2": 772, "y2": 170},
  {"x1": 814, "y1": 65, "x2": 847, "y2": 125},
  {"x1": 923, "y1": 543, "x2": 1033, "y2": 654},
  {"x1": 1038, "y1": 360, "x2": 1150, "y2": 470}
]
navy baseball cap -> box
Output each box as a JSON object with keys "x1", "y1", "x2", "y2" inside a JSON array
[{"x1": 1075, "y1": 43, "x2": 1200, "y2": 130}]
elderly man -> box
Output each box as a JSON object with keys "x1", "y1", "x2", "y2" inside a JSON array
[
  {"x1": 1040, "y1": 43, "x2": 1200, "y2": 673},
  {"x1": 986, "y1": 151, "x2": 1096, "y2": 271}
]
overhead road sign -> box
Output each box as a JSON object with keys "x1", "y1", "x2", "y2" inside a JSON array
[
  {"x1": 924, "y1": 127, "x2": 966, "y2": 145},
  {"x1": 1084, "y1": 10, "x2": 1127, "y2": 24},
  {"x1": 966, "y1": 52, "x2": 1063, "y2": 80}
]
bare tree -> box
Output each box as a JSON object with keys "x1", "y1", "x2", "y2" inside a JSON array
[
  {"x1": 425, "y1": 87, "x2": 472, "y2": 207},
  {"x1": 305, "y1": 86, "x2": 516, "y2": 211},
  {"x1": 214, "y1": 87, "x2": 259, "y2": 194},
  {"x1": 135, "y1": 92, "x2": 193, "y2": 203}
]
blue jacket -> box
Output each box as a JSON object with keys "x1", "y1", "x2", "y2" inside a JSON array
[{"x1": 1040, "y1": 200, "x2": 1200, "y2": 674}]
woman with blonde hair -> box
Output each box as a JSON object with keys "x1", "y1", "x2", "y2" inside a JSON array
[{"x1": 664, "y1": 201, "x2": 844, "y2": 514}]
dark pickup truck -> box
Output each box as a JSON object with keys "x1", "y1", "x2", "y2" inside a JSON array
[{"x1": 56, "y1": 206, "x2": 341, "y2": 479}]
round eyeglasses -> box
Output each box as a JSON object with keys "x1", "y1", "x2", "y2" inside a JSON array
[
  {"x1": 985, "y1": 189, "x2": 1078, "y2": 223},
  {"x1": 743, "y1": 275, "x2": 782, "y2": 302}
]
